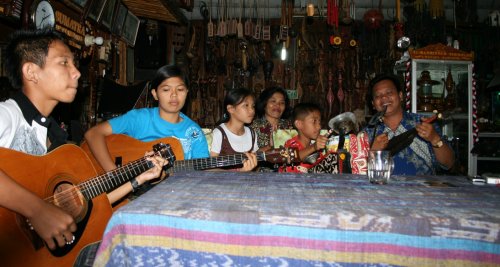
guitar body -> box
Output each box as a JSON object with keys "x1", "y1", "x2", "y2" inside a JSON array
[
  {"x1": 81, "y1": 134, "x2": 184, "y2": 173},
  {"x1": 0, "y1": 145, "x2": 112, "y2": 267}
]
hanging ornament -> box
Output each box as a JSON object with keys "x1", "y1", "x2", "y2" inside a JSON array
[
  {"x1": 414, "y1": 0, "x2": 426, "y2": 13},
  {"x1": 429, "y1": 0, "x2": 444, "y2": 19},
  {"x1": 327, "y1": 0, "x2": 338, "y2": 28},
  {"x1": 363, "y1": 0, "x2": 384, "y2": 30},
  {"x1": 329, "y1": 35, "x2": 342, "y2": 46},
  {"x1": 307, "y1": 3, "x2": 314, "y2": 17},
  {"x1": 472, "y1": 65, "x2": 479, "y2": 144},
  {"x1": 405, "y1": 60, "x2": 411, "y2": 112}
]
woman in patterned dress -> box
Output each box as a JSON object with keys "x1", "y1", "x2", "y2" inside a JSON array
[{"x1": 251, "y1": 87, "x2": 293, "y2": 151}]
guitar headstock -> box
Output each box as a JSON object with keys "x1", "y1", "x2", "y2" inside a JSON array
[
  {"x1": 153, "y1": 143, "x2": 176, "y2": 169},
  {"x1": 265, "y1": 147, "x2": 300, "y2": 164}
]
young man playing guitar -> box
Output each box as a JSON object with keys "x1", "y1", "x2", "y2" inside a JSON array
[{"x1": 0, "y1": 29, "x2": 166, "y2": 260}]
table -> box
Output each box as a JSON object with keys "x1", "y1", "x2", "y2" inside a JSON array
[{"x1": 93, "y1": 172, "x2": 500, "y2": 266}]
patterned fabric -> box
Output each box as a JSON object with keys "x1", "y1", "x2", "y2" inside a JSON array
[
  {"x1": 250, "y1": 117, "x2": 293, "y2": 148},
  {"x1": 109, "y1": 107, "x2": 209, "y2": 160},
  {"x1": 94, "y1": 172, "x2": 500, "y2": 267},
  {"x1": 361, "y1": 112, "x2": 446, "y2": 175},
  {"x1": 350, "y1": 132, "x2": 370, "y2": 174},
  {"x1": 279, "y1": 135, "x2": 325, "y2": 173},
  {"x1": 74, "y1": 242, "x2": 101, "y2": 267},
  {"x1": 307, "y1": 152, "x2": 339, "y2": 174}
]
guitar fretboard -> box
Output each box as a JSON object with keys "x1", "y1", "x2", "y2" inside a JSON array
[
  {"x1": 77, "y1": 157, "x2": 153, "y2": 199},
  {"x1": 172, "y1": 151, "x2": 266, "y2": 172}
]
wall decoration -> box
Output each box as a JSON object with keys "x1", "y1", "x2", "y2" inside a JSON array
[
  {"x1": 126, "y1": 47, "x2": 134, "y2": 83},
  {"x1": 122, "y1": 11, "x2": 140, "y2": 47},
  {"x1": 65, "y1": 0, "x2": 89, "y2": 11},
  {"x1": 31, "y1": 0, "x2": 55, "y2": 30},
  {"x1": 0, "y1": 0, "x2": 23, "y2": 18},
  {"x1": 87, "y1": 0, "x2": 107, "y2": 22},
  {"x1": 111, "y1": 3, "x2": 127, "y2": 35},
  {"x1": 101, "y1": 0, "x2": 117, "y2": 30}
]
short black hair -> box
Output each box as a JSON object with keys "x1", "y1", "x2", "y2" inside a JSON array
[
  {"x1": 292, "y1": 102, "x2": 321, "y2": 122},
  {"x1": 149, "y1": 64, "x2": 186, "y2": 90},
  {"x1": 255, "y1": 86, "x2": 291, "y2": 119},
  {"x1": 4, "y1": 28, "x2": 65, "y2": 89},
  {"x1": 366, "y1": 73, "x2": 403, "y2": 110}
]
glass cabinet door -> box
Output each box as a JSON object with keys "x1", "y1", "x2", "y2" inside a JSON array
[{"x1": 411, "y1": 59, "x2": 473, "y2": 176}]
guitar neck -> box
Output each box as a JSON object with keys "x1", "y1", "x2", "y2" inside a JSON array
[
  {"x1": 77, "y1": 157, "x2": 152, "y2": 200},
  {"x1": 172, "y1": 151, "x2": 265, "y2": 172}
]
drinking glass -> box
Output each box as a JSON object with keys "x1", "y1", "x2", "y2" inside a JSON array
[{"x1": 367, "y1": 150, "x2": 394, "y2": 184}]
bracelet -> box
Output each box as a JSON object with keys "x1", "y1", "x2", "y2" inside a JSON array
[
  {"x1": 130, "y1": 178, "x2": 140, "y2": 192},
  {"x1": 432, "y1": 140, "x2": 444, "y2": 148}
]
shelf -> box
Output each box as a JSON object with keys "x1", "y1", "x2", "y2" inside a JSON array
[
  {"x1": 403, "y1": 55, "x2": 473, "y2": 176},
  {"x1": 477, "y1": 157, "x2": 500, "y2": 161},
  {"x1": 412, "y1": 60, "x2": 470, "y2": 72},
  {"x1": 417, "y1": 112, "x2": 468, "y2": 120},
  {"x1": 449, "y1": 113, "x2": 469, "y2": 120},
  {"x1": 479, "y1": 132, "x2": 500, "y2": 138}
]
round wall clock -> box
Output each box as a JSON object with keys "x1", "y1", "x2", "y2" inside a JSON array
[{"x1": 31, "y1": 0, "x2": 56, "y2": 30}]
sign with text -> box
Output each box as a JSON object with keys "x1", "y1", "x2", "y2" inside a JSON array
[
  {"x1": 55, "y1": 10, "x2": 85, "y2": 50},
  {"x1": 286, "y1": 89, "x2": 298, "y2": 100}
]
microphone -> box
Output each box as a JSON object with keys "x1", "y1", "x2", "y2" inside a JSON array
[
  {"x1": 367, "y1": 105, "x2": 388, "y2": 148},
  {"x1": 367, "y1": 105, "x2": 388, "y2": 127}
]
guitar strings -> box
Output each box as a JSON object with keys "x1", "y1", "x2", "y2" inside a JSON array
[
  {"x1": 78, "y1": 148, "x2": 169, "y2": 196},
  {"x1": 172, "y1": 150, "x2": 292, "y2": 171},
  {"x1": 173, "y1": 153, "x2": 258, "y2": 171},
  {"x1": 44, "y1": 153, "x2": 160, "y2": 207},
  {"x1": 42, "y1": 148, "x2": 290, "y2": 209},
  {"x1": 44, "y1": 156, "x2": 150, "y2": 206}
]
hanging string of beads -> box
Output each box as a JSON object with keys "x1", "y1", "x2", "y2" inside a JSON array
[
  {"x1": 472, "y1": 64, "x2": 479, "y2": 144},
  {"x1": 405, "y1": 60, "x2": 411, "y2": 112}
]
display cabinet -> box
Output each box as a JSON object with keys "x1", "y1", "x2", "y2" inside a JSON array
[
  {"x1": 402, "y1": 44, "x2": 475, "y2": 176},
  {"x1": 471, "y1": 132, "x2": 500, "y2": 175}
]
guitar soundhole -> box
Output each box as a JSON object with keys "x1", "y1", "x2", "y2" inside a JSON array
[
  {"x1": 49, "y1": 181, "x2": 91, "y2": 257},
  {"x1": 53, "y1": 183, "x2": 86, "y2": 222}
]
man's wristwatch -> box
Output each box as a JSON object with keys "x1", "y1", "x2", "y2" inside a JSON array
[
  {"x1": 130, "y1": 178, "x2": 140, "y2": 192},
  {"x1": 432, "y1": 140, "x2": 444, "y2": 148}
]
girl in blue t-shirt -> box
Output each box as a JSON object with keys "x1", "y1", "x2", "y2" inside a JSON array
[{"x1": 84, "y1": 65, "x2": 209, "y2": 200}]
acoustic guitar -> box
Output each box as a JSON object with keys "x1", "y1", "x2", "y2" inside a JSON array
[
  {"x1": 81, "y1": 134, "x2": 299, "y2": 173},
  {"x1": 0, "y1": 143, "x2": 174, "y2": 267}
]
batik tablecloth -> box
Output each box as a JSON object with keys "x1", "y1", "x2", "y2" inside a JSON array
[{"x1": 93, "y1": 172, "x2": 500, "y2": 267}]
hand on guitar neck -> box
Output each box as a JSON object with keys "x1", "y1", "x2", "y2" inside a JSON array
[
  {"x1": 415, "y1": 114, "x2": 441, "y2": 145},
  {"x1": 381, "y1": 112, "x2": 454, "y2": 169},
  {"x1": 379, "y1": 113, "x2": 441, "y2": 155},
  {"x1": 83, "y1": 123, "x2": 170, "y2": 204},
  {"x1": 239, "y1": 152, "x2": 258, "y2": 172}
]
